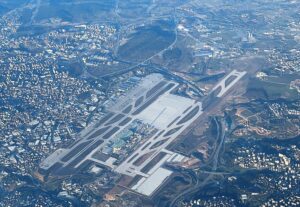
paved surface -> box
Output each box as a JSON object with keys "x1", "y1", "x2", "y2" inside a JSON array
[
  {"x1": 40, "y1": 74, "x2": 201, "y2": 177},
  {"x1": 40, "y1": 70, "x2": 246, "y2": 196},
  {"x1": 212, "y1": 70, "x2": 247, "y2": 97}
]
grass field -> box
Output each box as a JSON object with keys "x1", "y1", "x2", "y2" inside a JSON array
[{"x1": 246, "y1": 76, "x2": 299, "y2": 100}]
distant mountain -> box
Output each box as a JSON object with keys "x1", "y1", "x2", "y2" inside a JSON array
[
  {"x1": 32, "y1": 0, "x2": 117, "y2": 23},
  {"x1": 0, "y1": 0, "x2": 29, "y2": 16}
]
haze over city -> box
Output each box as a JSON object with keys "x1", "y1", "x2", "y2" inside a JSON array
[{"x1": 0, "y1": 0, "x2": 299, "y2": 207}]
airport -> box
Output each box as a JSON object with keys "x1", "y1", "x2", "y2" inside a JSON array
[{"x1": 40, "y1": 71, "x2": 246, "y2": 197}]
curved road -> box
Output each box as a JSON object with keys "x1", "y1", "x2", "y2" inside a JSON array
[{"x1": 169, "y1": 117, "x2": 226, "y2": 207}]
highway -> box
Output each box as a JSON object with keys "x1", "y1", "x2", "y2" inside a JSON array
[{"x1": 169, "y1": 117, "x2": 226, "y2": 207}]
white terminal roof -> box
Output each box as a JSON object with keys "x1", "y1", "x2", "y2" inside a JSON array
[
  {"x1": 136, "y1": 93, "x2": 195, "y2": 129},
  {"x1": 134, "y1": 167, "x2": 173, "y2": 196}
]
